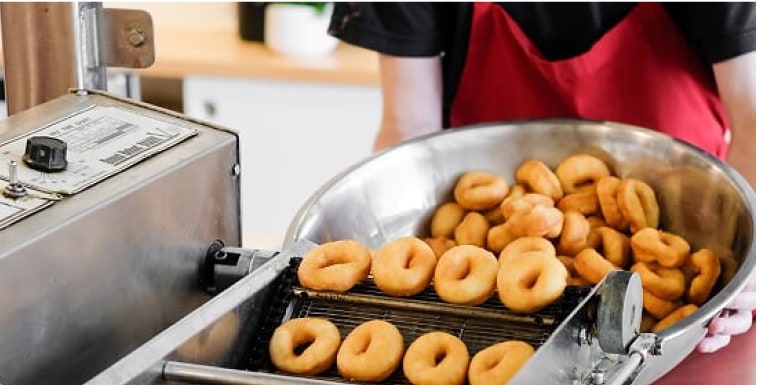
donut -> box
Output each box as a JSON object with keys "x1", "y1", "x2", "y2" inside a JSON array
[
  {"x1": 684, "y1": 249, "x2": 722, "y2": 306},
  {"x1": 486, "y1": 223, "x2": 517, "y2": 254},
  {"x1": 269, "y1": 317, "x2": 341, "y2": 375},
  {"x1": 434, "y1": 245, "x2": 499, "y2": 305},
  {"x1": 643, "y1": 290, "x2": 683, "y2": 320},
  {"x1": 454, "y1": 171, "x2": 509, "y2": 211},
  {"x1": 557, "y1": 190, "x2": 600, "y2": 216},
  {"x1": 630, "y1": 262, "x2": 686, "y2": 301},
  {"x1": 468, "y1": 341, "x2": 534, "y2": 385},
  {"x1": 454, "y1": 212, "x2": 490, "y2": 248},
  {"x1": 373, "y1": 237, "x2": 437, "y2": 296},
  {"x1": 573, "y1": 248, "x2": 621, "y2": 284},
  {"x1": 498, "y1": 236, "x2": 556, "y2": 266},
  {"x1": 630, "y1": 228, "x2": 690, "y2": 268},
  {"x1": 483, "y1": 204, "x2": 506, "y2": 226},
  {"x1": 506, "y1": 184, "x2": 527, "y2": 200},
  {"x1": 498, "y1": 251, "x2": 568, "y2": 313},
  {"x1": 500, "y1": 193, "x2": 555, "y2": 220},
  {"x1": 586, "y1": 216, "x2": 608, "y2": 229},
  {"x1": 596, "y1": 176, "x2": 629, "y2": 231},
  {"x1": 431, "y1": 202, "x2": 467, "y2": 238},
  {"x1": 640, "y1": 312, "x2": 658, "y2": 333},
  {"x1": 515, "y1": 159, "x2": 563, "y2": 201},
  {"x1": 617, "y1": 178, "x2": 659, "y2": 233},
  {"x1": 558, "y1": 256, "x2": 592, "y2": 286},
  {"x1": 588, "y1": 227, "x2": 630, "y2": 268},
  {"x1": 337, "y1": 320, "x2": 404, "y2": 382},
  {"x1": 424, "y1": 237, "x2": 457, "y2": 260},
  {"x1": 558, "y1": 211, "x2": 591, "y2": 257},
  {"x1": 298, "y1": 240, "x2": 372, "y2": 292},
  {"x1": 651, "y1": 304, "x2": 699, "y2": 333},
  {"x1": 403, "y1": 332, "x2": 470, "y2": 385},
  {"x1": 554, "y1": 154, "x2": 611, "y2": 194},
  {"x1": 504, "y1": 205, "x2": 564, "y2": 239}
]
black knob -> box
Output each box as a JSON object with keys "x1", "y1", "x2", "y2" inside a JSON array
[{"x1": 23, "y1": 136, "x2": 68, "y2": 172}]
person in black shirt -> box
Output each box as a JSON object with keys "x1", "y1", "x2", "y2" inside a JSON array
[{"x1": 329, "y1": 2, "x2": 755, "y2": 354}]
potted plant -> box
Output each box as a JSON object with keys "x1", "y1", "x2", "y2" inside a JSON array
[{"x1": 264, "y1": 2, "x2": 339, "y2": 58}]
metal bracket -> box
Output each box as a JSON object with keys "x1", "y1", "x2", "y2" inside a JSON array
[{"x1": 101, "y1": 8, "x2": 155, "y2": 68}]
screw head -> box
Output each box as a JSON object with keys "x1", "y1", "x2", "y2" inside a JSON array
[{"x1": 127, "y1": 29, "x2": 145, "y2": 47}]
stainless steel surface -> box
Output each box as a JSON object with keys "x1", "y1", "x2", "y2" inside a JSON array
[
  {"x1": 162, "y1": 362, "x2": 350, "y2": 385},
  {"x1": 0, "y1": 91, "x2": 241, "y2": 385},
  {"x1": 3, "y1": 160, "x2": 27, "y2": 198},
  {"x1": 597, "y1": 271, "x2": 642, "y2": 354},
  {"x1": 286, "y1": 120, "x2": 756, "y2": 385},
  {"x1": 71, "y1": 2, "x2": 107, "y2": 91}
]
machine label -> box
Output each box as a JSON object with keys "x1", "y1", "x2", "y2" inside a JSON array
[
  {"x1": 0, "y1": 106, "x2": 198, "y2": 194},
  {"x1": 0, "y1": 182, "x2": 55, "y2": 230}
]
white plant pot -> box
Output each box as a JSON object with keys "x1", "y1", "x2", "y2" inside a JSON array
[{"x1": 264, "y1": 3, "x2": 339, "y2": 58}]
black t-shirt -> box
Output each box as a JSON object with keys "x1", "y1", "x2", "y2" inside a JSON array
[{"x1": 329, "y1": 2, "x2": 756, "y2": 126}]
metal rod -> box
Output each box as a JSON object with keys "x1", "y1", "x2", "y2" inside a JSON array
[
  {"x1": 163, "y1": 361, "x2": 342, "y2": 385},
  {"x1": 293, "y1": 288, "x2": 555, "y2": 326},
  {"x1": 71, "y1": 1, "x2": 87, "y2": 91},
  {"x1": 606, "y1": 352, "x2": 644, "y2": 385}
]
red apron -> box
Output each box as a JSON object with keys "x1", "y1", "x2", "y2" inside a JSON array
[{"x1": 450, "y1": 2, "x2": 729, "y2": 159}]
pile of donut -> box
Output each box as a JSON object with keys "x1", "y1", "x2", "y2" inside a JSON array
[
  {"x1": 423, "y1": 153, "x2": 736, "y2": 333},
  {"x1": 269, "y1": 316, "x2": 533, "y2": 385}
]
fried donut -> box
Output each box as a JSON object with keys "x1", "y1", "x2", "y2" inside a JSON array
[
  {"x1": 454, "y1": 171, "x2": 509, "y2": 211},
  {"x1": 573, "y1": 248, "x2": 621, "y2": 284},
  {"x1": 500, "y1": 193, "x2": 555, "y2": 220},
  {"x1": 589, "y1": 227, "x2": 631, "y2": 268},
  {"x1": 596, "y1": 176, "x2": 629, "y2": 231},
  {"x1": 515, "y1": 159, "x2": 563, "y2": 201},
  {"x1": 337, "y1": 320, "x2": 404, "y2": 382},
  {"x1": 651, "y1": 304, "x2": 699, "y2": 333},
  {"x1": 298, "y1": 240, "x2": 372, "y2": 292},
  {"x1": 372, "y1": 237, "x2": 437, "y2": 297},
  {"x1": 403, "y1": 332, "x2": 470, "y2": 385},
  {"x1": 631, "y1": 228, "x2": 690, "y2": 268},
  {"x1": 468, "y1": 341, "x2": 534, "y2": 385},
  {"x1": 505, "y1": 205, "x2": 564, "y2": 239},
  {"x1": 431, "y1": 202, "x2": 467, "y2": 238},
  {"x1": 269, "y1": 317, "x2": 341, "y2": 375},
  {"x1": 586, "y1": 216, "x2": 608, "y2": 229},
  {"x1": 434, "y1": 245, "x2": 498, "y2": 305},
  {"x1": 558, "y1": 256, "x2": 592, "y2": 286},
  {"x1": 506, "y1": 184, "x2": 527, "y2": 200},
  {"x1": 555, "y1": 154, "x2": 611, "y2": 194},
  {"x1": 486, "y1": 223, "x2": 517, "y2": 254},
  {"x1": 558, "y1": 211, "x2": 591, "y2": 257},
  {"x1": 483, "y1": 205, "x2": 506, "y2": 226},
  {"x1": 617, "y1": 178, "x2": 659, "y2": 233},
  {"x1": 643, "y1": 290, "x2": 683, "y2": 320},
  {"x1": 640, "y1": 312, "x2": 658, "y2": 333},
  {"x1": 557, "y1": 190, "x2": 600, "y2": 216},
  {"x1": 684, "y1": 249, "x2": 722, "y2": 306},
  {"x1": 631, "y1": 262, "x2": 686, "y2": 301},
  {"x1": 499, "y1": 236, "x2": 557, "y2": 266},
  {"x1": 498, "y1": 251, "x2": 568, "y2": 313},
  {"x1": 424, "y1": 237, "x2": 457, "y2": 260},
  {"x1": 454, "y1": 212, "x2": 490, "y2": 248}
]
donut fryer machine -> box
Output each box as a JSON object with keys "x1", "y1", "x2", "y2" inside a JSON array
[{"x1": 1, "y1": 94, "x2": 754, "y2": 385}]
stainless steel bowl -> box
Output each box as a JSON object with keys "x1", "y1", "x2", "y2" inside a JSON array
[{"x1": 285, "y1": 120, "x2": 755, "y2": 384}]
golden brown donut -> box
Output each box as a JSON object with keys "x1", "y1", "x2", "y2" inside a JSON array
[
  {"x1": 630, "y1": 228, "x2": 690, "y2": 268},
  {"x1": 573, "y1": 248, "x2": 621, "y2": 284},
  {"x1": 651, "y1": 304, "x2": 699, "y2": 333},
  {"x1": 468, "y1": 341, "x2": 534, "y2": 385},
  {"x1": 684, "y1": 249, "x2": 722, "y2": 306},
  {"x1": 555, "y1": 154, "x2": 611, "y2": 194},
  {"x1": 372, "y1": 237, "x2": 437, "y2": 296},
  {"x1": 630, "y1": 262, "x2": 686, "y2": 301},
  {"x1": 431, "y1": 202, "x2": 467, "y2": 238},
  {"x1": 515, "y1": 159, "x2": 563, "y2": 201},
  {"x1": 500, "y1": 193, "x2": 555, "y2": 220},
  {"x1": 505, "y1": 184, "x2": 527, "y2": 200},
  {"x1": 298, "y1": 240, "x2": 372, "y2": 292},
  {"x1": 498, "y1": 251, "x2": 568, "y2": 313},
  {"x1": 454, "y1": 171, "x2": 509, "y2": 211},
  {"x1": 434, "y1": 245, "x2": 499, "y2": 305},
  {"x1": 504, "y1": 205, "x2": 564, "y2": 239},
  {"x1": 586, "y1": 216, "x2": 608, "y2": 229},
  {"x1": 557, "y1": 190, "x2": 600, "y2": 217},
  {"x1": 269, "y1": 317, "x2": 341, "y2": 375},
  {"x1": 558, "y1": 211, "x2": 592, "y2": 257},
  {"x1": 424, "y1": 237, "x2": 457, "y2": 260},
  {"x1": 483, "y1": 204, "x2": 506, "y2": 226},
  {"x1": 643, "y1": 290, "x2": 683, "y2": 320},
  {"x1": 588, "y1": 226, "x2": 631, "y2": 268},
  {"x1": 403, "y1": 332, "x2": 470, "y2": 385},
  {"x1": 486, "y1": 223, "x2": 517, "y2": 254},
  {"x1": 454, "y1": 212, "x2": 490, "y2": 248},
  {"x1": 640, "y1": 312, "x2": 658, "y2": 333},
  {"x1": 617, "y1": 178, "x2": 660, "y2": 233},
  {"x1": 595, "y1": 176, "x2": 629, "y2": 232},
  {"x1": 557, "y1": 256, "x2": 592, "y2": 286},
  {"x1": 499, "y1": 236, "x2": 557, "y2": 266},
  {"x1": 337, "y1": 320, "x2": 404, "y2": 382}
]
